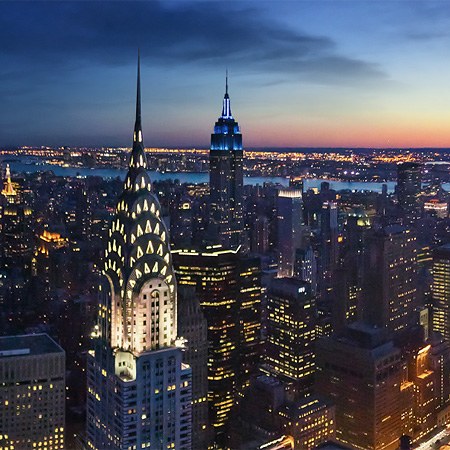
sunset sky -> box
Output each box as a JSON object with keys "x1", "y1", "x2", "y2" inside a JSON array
[{"x1": 2, "y1": 1, "x2": 450, "y2": 148}]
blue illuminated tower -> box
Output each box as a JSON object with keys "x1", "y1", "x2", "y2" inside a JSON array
[
  {"x1": 85, "y1": 56, "x2": 192, "y2": 450},
  {"x1": 209, "y1": 73, "x2": 244, "y2": 250}
]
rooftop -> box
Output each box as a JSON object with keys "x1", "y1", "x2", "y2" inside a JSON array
[{"x1": 0, "y1": 333, "x2": 64, "y2": 358}]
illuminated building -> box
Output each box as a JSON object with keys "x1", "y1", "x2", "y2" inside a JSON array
[
  {"x1": 86, "y1": 57, "x2": 192, "y2": 450},
  {"x1": 172, "y1": 247, "x2": 261, "y2": 440},
  {"x1": 276, "y1": 188, "x2": 304, "y2": 277},
  {"x1": 0, "y1": 334, "x2": 65, "y2": 450},
  {"x1": 401, "y1": 344, "x2": 438, "y2": 440},
  {"x1": 277, "y1": 396, "x2": 335, "y2": 450},
  {"x1": 264, "y1": 278, "x2": 316, "y2": 394},
  {"x1": 432, "y1": 244, "x2": 450, "y2": 341},
  {"x1": 1, "y1": 165, "x2": 18, "y2": 203},
  {"x1": 209, "y1": 75, "x2": 244, "y2": 250},
  {"x1": 257, "y1": 435, "x2": 294, "y2": 450},
  {"x1": 362, "y1": 225, "x2": 418, "y2": 337},
  {"x1": 0, "y1": 167, "x2": 33, "y2": 270},
  {"x1": 177, "y1": 286, "x2": 210, "y2": 449},
  {"x1": 424, "y1": 199, "x2": 447, "y2": 219},
  {"x1": 397, "y1": 162, "x2": 422, "y2": 224},
  {"x1": 315, "y1": 323, "x2": 403, "y2": 450}
]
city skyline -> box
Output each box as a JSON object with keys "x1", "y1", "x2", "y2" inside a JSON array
[{"x1": 2, "y1": 1, "x2": 450, "y2": 148}]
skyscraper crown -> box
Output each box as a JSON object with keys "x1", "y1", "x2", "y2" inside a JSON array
[{"x1": 102, "y1": 55, "x2": 177, "y2": 355}]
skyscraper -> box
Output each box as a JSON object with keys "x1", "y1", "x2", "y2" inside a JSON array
[
  {"x1": 315, "y1": 324, "x2": 403, "y2": 450},
  {"x1": 397, "y1": 162, "x2": 422, "y2": 224},
  {"x1": 432, "y1": 244, "x2": 450, "y2": 341},
  {"x1": 276, "y1": 188, "x2": 304, "y2": 277},
  {"x1": 362, "y1": 225, "x2": 418, "y2": 337},
  {"x1": 172, "y1": 247, "x2": 262, "y2": 441},
  {"x1": 0, "y1": 334, "x2": 65, "y2": 450},
  {"x1": 209, "y1": 75, "x2": 244, "y2": 250},
  {"x1": 263, "y1": 278, "x2": 316, "y2": 394},
  {"x1": 86, "y1": 56, "x2": 192, "y2": 450},
  {"x1": 177, "y1": 286, "x2": 210, "y2": 449}
]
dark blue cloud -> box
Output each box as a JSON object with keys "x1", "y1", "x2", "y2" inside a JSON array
[{"x1": 0, "y1": 1, "x2": 386, "y2": 146}]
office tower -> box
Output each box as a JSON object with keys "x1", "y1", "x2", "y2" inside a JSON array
[
  {"x1": 315, "y1": 323, "x2": 403, "y2": 450},
  {"x1": 173, "y1": 247, "x2": 262, "y2": 439},
  {"x1": 401, "y1": 343, "x2": 438, "y2": 440},
  {"x1": 432, "y1": 244, "x2": 450, "y2": 341},
  {"x1": 86, "y1": 57, "x2": 192, "y2": 450},
  {"x1": 278, "y1": 396, "x2": 335, "y2": 450},
  {"x1": 0, "y1": 334, "x2": 65, "y2": 450},
  {"x1": 264, "y1": 278, "x2": 316, "y2": 395},
  {"x1": 251, "y1": 215, "x2": 270, "y2": 254},
  {"x1": 0, "y1": 168, "x2": 33, "y2": 270},
  {"x1": 362, "y1": 225, "x2": 418, "y2": 337},
  {"x1": 397, "y1": 162, "x2": 422, "y2": 224},
  {"x1": 294, "y1": 246, "x2": 317, "y2": 295},
  {"x1": 209, "y1": 75, "x2": 244, "y2": 249},
  {"x1": 320, "y1": 201, "x2": 338, "y2": 284},
  {"x1": 171, "y1": 197, "x2": 193, "y2": 248},
  {"x1": 276, "y1": 188, "x2": 304, "y2": 277},
  {"x1": 177, "y1": 286, "x2": 210, "y2": 449}
]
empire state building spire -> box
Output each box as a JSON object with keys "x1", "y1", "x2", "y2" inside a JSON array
[{"x1": 221, "y1": 70, "x2": 232, "y2": 119}]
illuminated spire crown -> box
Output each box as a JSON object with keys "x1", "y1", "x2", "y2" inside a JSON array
[
  {"x1": 102, "y1": 54, "x2": 177, "y2": 355},
  {"x1": 221, "y1": 70, "x2": 233, "y2": 119},
  {"x1": 2, "y1": 164, "x2": 17, "y2": 198}
]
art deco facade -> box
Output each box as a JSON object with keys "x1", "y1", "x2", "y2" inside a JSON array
[
  {"x1": 85, "y1": 58, "x2": 192, "y2": 450},
  {"x1": 0, "y1": 334, "x2": 65, "y2": 450},
  {"x1": 209, "y1": 76, "x2": 244, "y2": 250}
]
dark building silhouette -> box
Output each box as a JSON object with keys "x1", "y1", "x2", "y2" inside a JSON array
[
  {"x1": 315, "y1": 323, "x2": 403, "y2": 450},
  {"x1": 362, "y1": 225, "x2": 418, "y2": 337},
  {"x1": 177, "y1": 285, "x2": 210, "y2": 449},
  {"x1": 397, "y1": 162, "x2": 422, "y2": 224}
]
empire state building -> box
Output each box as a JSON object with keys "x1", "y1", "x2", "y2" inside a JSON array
[
  {"x1": 209, "y1": 75, "x2": 244, "y2": 250},
  {"x1": 86, "y1": 57, "x2": 192, "y2": 450}
]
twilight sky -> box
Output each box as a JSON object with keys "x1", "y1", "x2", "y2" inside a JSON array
[{"x1": 2, "y1": 1, "x2": 450, "y2": 148}]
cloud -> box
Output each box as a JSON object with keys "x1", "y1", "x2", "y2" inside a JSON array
[{"x1": 0, "y1": 1, "x2": 386, "y2": 85}]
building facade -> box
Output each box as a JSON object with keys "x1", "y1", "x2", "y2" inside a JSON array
[
  {"x1": 85, "y1": 57, "x2": 192, "y2": 450},
  {"x1": 264, "y1": 278, "x2": 316, "y2": 393},
  {"x1": 397, "y1": 162, "x2": 422, "y2": 224},
  {"x1": 432, "y1": 244, "x2": 450, "y2": 341},
  {"x1": 0, "y1": 334, "x2": 65, "y2": 450},
  {"x1": 276, "y1": 188, "x2": 304, "y2": 278},
  {"x1": 173, "y1": 247, "x2": 262, "y2": 441},
  {"x1": 315, "y1": 324, "x2": 403, "y2": 450},
  {"x1": 362, "y1": 225, "x2": 418, "y2": 337}
]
